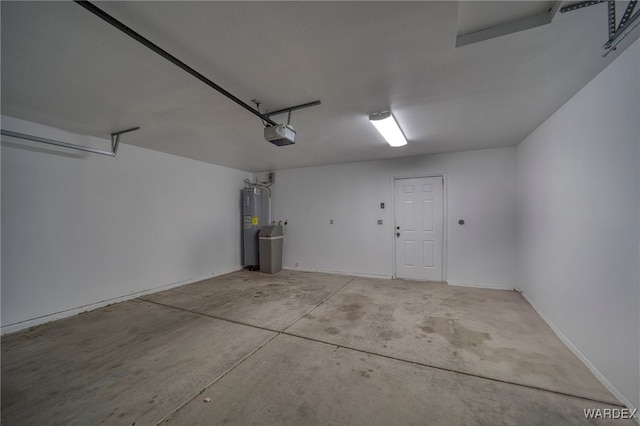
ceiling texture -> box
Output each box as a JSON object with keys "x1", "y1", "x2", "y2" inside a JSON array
[{"x1": 2, "y1": 1, "x2": 638, "y2": 172}]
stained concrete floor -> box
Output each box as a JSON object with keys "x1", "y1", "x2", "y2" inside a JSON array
[{"x1": 2, "y1": 270, "x2": 633, "y2": 425}]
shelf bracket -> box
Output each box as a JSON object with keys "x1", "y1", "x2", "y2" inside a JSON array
[
  {"x1": 1, "y1": 127, "x2": 140, "y2": 157},
  {"x1": 110, "y1": 127, "x2": 140, "y2": 156}
]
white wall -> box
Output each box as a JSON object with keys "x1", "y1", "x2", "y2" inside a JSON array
[
  {"x1": 269, "y1": 147, "x2": 517, "y2": 289},
  {"x1": 517, "y1": 40, "x2": 639, "y2": 410},
  {"x1": 1, "y1": 116, "x2": 251, "y2": 333}
]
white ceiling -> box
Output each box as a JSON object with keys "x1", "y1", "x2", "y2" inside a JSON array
[{"x1": 2, "y1": 1, "x2": 638, "y2": 172}]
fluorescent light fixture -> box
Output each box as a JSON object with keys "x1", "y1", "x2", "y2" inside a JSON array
[{"x1": 369, "y1": 111, "x2": 407, "y2": 147}]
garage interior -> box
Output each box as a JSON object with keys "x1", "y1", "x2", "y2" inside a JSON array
[{"x1": 1, "y1": 1, "x2": 639, "y2": 425}]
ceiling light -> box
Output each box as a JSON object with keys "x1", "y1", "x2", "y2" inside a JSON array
[{"x1": 369, "y1": 111, "x2": 407, "y2": 147}]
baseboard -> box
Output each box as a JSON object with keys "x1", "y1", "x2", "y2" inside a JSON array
[
  {"x1": 282, "y1": 266, "x2": 391, "y2": 280},
  {"x1": 522, "y1": 292, "x2": 638, "y2": 417},
  {"x1": 281, "y1": 268, "x2": 514, "y2": 289},
  {"x1": 1, "y1": 266, "x2": 242, "y2": 335},
  {"x1": 447, "y1": 281, "x2": 514, "y2": 291}
]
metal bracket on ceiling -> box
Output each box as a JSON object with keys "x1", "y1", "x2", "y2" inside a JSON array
[
  {"x1": 619, "y1": 0, "x2": 639, "y2": 27},
  {"x1": 560, "y1": 0, "x2": 606, "y2": 14},
  {"x1": 560, "y1": 0, "x2": 639, "y2": 56},
  {"x1": 603, "y1": 0, "x2": 639, "y2": 55},
  {"x1": 1, "y1": 126, "x2": 140, "y2": 157},
  {"x1": 264, "y1": 100, "x2": 322, "y2": 126},
  {"x1": 252, "y1": 99, "x2": 321, "y2": 127},
  {"x1": 264, "y1": 100, "x2": 322, "y2": 118},
  {"x1": 608, "y1": 0, "x2": 617, "y2": 39},
  {"x1": 110, "y1": 127, "x2": 140, "y2": 156}
]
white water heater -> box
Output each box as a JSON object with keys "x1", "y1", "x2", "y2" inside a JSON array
[{"x1": 242, "y1": 187, "x2": 270, "y2": 269}]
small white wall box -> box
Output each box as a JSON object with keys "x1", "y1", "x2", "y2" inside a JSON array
[{"x1": 264, "y1": 124, "x2": 296, "y2": 146}]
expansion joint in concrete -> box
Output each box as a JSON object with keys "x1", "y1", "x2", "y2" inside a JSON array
[
  {"x1": 139, "y1": 296, "x2": 623, "y2": 409},
  {"x1": 154, "y1": 332, "x2": 280, "y2": 425}
]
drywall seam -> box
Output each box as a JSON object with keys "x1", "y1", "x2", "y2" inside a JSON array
[
  {"x1": 523, "y1": 292, "x2": 638, "y2": 414},
  {"x1": 1, "y1": 267, "x2": 242, "y2": 335}
]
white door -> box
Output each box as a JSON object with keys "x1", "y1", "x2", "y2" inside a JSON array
[{"x1": 394, "y1": 177, "x2": 444, "y2": 281}]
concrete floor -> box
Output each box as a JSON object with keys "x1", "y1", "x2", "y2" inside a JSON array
[{"x1": 1, "y1": 270, "x2": 633, "y2": 425}]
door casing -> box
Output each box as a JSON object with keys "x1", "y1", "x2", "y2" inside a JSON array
[{"x1": 391, "y1": 174, "x2": 447, "y2": 282}]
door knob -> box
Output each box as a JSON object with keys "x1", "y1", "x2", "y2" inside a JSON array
[
  {"x1": 396, "y1": 232, "x2": 400, "y2": 237},
  {"x1": 396, "y1": 226, "x2": 400, "y2": 230}
]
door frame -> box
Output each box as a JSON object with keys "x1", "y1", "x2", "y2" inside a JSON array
[{"x1": 391, "y1": 174, "x2": 448, "y2": 282}]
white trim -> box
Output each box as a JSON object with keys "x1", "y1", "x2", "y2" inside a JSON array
[
  {"x1": 522, "y1": 292, "x2": 638, "y2": 417},
  {"x1": 394, "y1": 277, "x2": 448, "y2": 284},
  {"x1": 442, "y1": 174, "x2": 448, "y2": 283},
  {"x1": 447, "y1": 281, "x2": 514, "y2": 291},
  {"x1": 1, "y1": 266, "x2": 242, "y2": 335},
  {"x1": 391, "y1": 175, "x2": 397, "y2": 279},
  {"x1": 282, "y1": 266, "x2": 391, "y2": 280}
]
